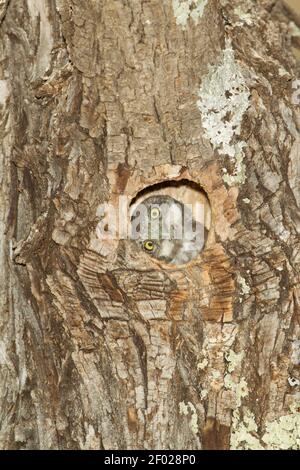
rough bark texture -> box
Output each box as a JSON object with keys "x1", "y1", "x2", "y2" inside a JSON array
[{"x1": 0, "y1": 0, "x2": 300, "y2": 450}]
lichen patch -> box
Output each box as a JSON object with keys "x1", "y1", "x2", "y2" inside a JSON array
[
  {"x1": 234, "y1": 7, "x2": 253, "y2": 27},
  {"x1": 231, "y1": 410, "x2": 263, "y2": 450},
  {"x1": 262, "y1": 405, "x2": 300, "y2": 450},
  {"x1": 225, "y1": 350, "x2": 244, "y2": 373},
  {"x1": 179, "y1": 401, "x2": 199, "y2": 434},
  {"x1": 197, "y1": 39, "x2": 250, "y2": 185},
  {"x1": 237, "y1": 275, "x2": 251, "y2": 297},
  {"x1": 231, "y1": 404, "x2": 300, "y2": 450},
  {"x1": 172, "y1": 0, "x2": 208, "y2": 28}
]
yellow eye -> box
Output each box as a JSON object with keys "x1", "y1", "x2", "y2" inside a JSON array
[
  {"x1": 144, "y1": 240, "x2": 155, "y2": 252},
  {"x1": 151, "y1": 207, "x2": 160, "y2": 219}
]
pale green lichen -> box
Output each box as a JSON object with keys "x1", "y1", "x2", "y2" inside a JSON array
[
  {"x1": 172, "y1": 0, "x2": 208, "y2": 28},
  {"x1": 234, "y1": 7, "x2": 253, "y2": 26},
  {"x1": 197, "y1": 39, "x2": 250, "y2": 186},
  {"x1": 179, "y1": 401, "x2": 189, "y2": 416},
  {"x1": 222, "y1": 149, "x2": 247, "y2": 186},
  {"x1": 189, "y1": 404, "x2": 199, "y2": 434},
  {"x1": 237, "y1": 275, "x2": 251, "y2": 297},
  {"x1": 225, "y1": 350, "x2": 244, "y2": 373},
  {"x1": 179, "y1": 401, "x2": 199, "y2": 434},
  {"x1": 197, "y1": 357, "x2": 208, "y2": 370},
  {"x1": 224, "y1": 349, "x2": 248, "y2": 407},
  {"x1": 231, "y1": 409, "x2": 264, "y2": 450},
  {"x1": 262, "y1": 405, "x2": 300, "y2": 450},
  {"x1": 236, "y1": 379, "x2": 249, "y2": 406},
  {"x1": 225, "y1": 375, "x2": 249, "y2": 407},
  {"x1": 211, "y1": 370, "x2": 221, "y2": 380},
  {"x1": 231, "y1": 404, "x2": 300, "y2": 450},
  {"x1": 224, "y1": 374, "x2": 236, "y2": 390},
  {"x1": 227, "y1": 349, "x2": 300, "y2": 449}
]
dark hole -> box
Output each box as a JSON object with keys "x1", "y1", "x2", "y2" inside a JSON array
[{"x1": 130, "y1": 178, "x2": 208, "y2": 207}]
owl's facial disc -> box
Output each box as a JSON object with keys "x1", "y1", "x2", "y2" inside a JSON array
[{"x1": 131, "y1": 194, "x2": 207, "y2": 265}]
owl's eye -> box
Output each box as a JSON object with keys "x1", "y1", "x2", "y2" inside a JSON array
[
  {"x1": 150, "y1": 207, "x2": 160, "y2": 219},
  {"x1": 143, "y1": 240, "x2": 155, "y2": 252}
]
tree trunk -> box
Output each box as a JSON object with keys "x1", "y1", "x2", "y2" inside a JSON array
[{"x1": 0, "y1": 0, "x2": 300, "y2": 450}]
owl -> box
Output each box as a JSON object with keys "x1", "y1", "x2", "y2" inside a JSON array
[{"x1": 130, "y1": 195, "x2": 207, "y2": 265}]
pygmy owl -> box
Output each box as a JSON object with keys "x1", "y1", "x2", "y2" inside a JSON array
[{"x1": 131, "y1": 195, "x2": 208, "y2": 265}]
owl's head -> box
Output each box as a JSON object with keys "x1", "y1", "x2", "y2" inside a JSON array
[{"x1": 130, "y1": 195, "x2": 207, "y2": 265}]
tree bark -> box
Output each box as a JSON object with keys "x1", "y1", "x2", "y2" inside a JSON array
[{"x1": 0, "y1": 0, "x2": 300, "y2": 450}]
